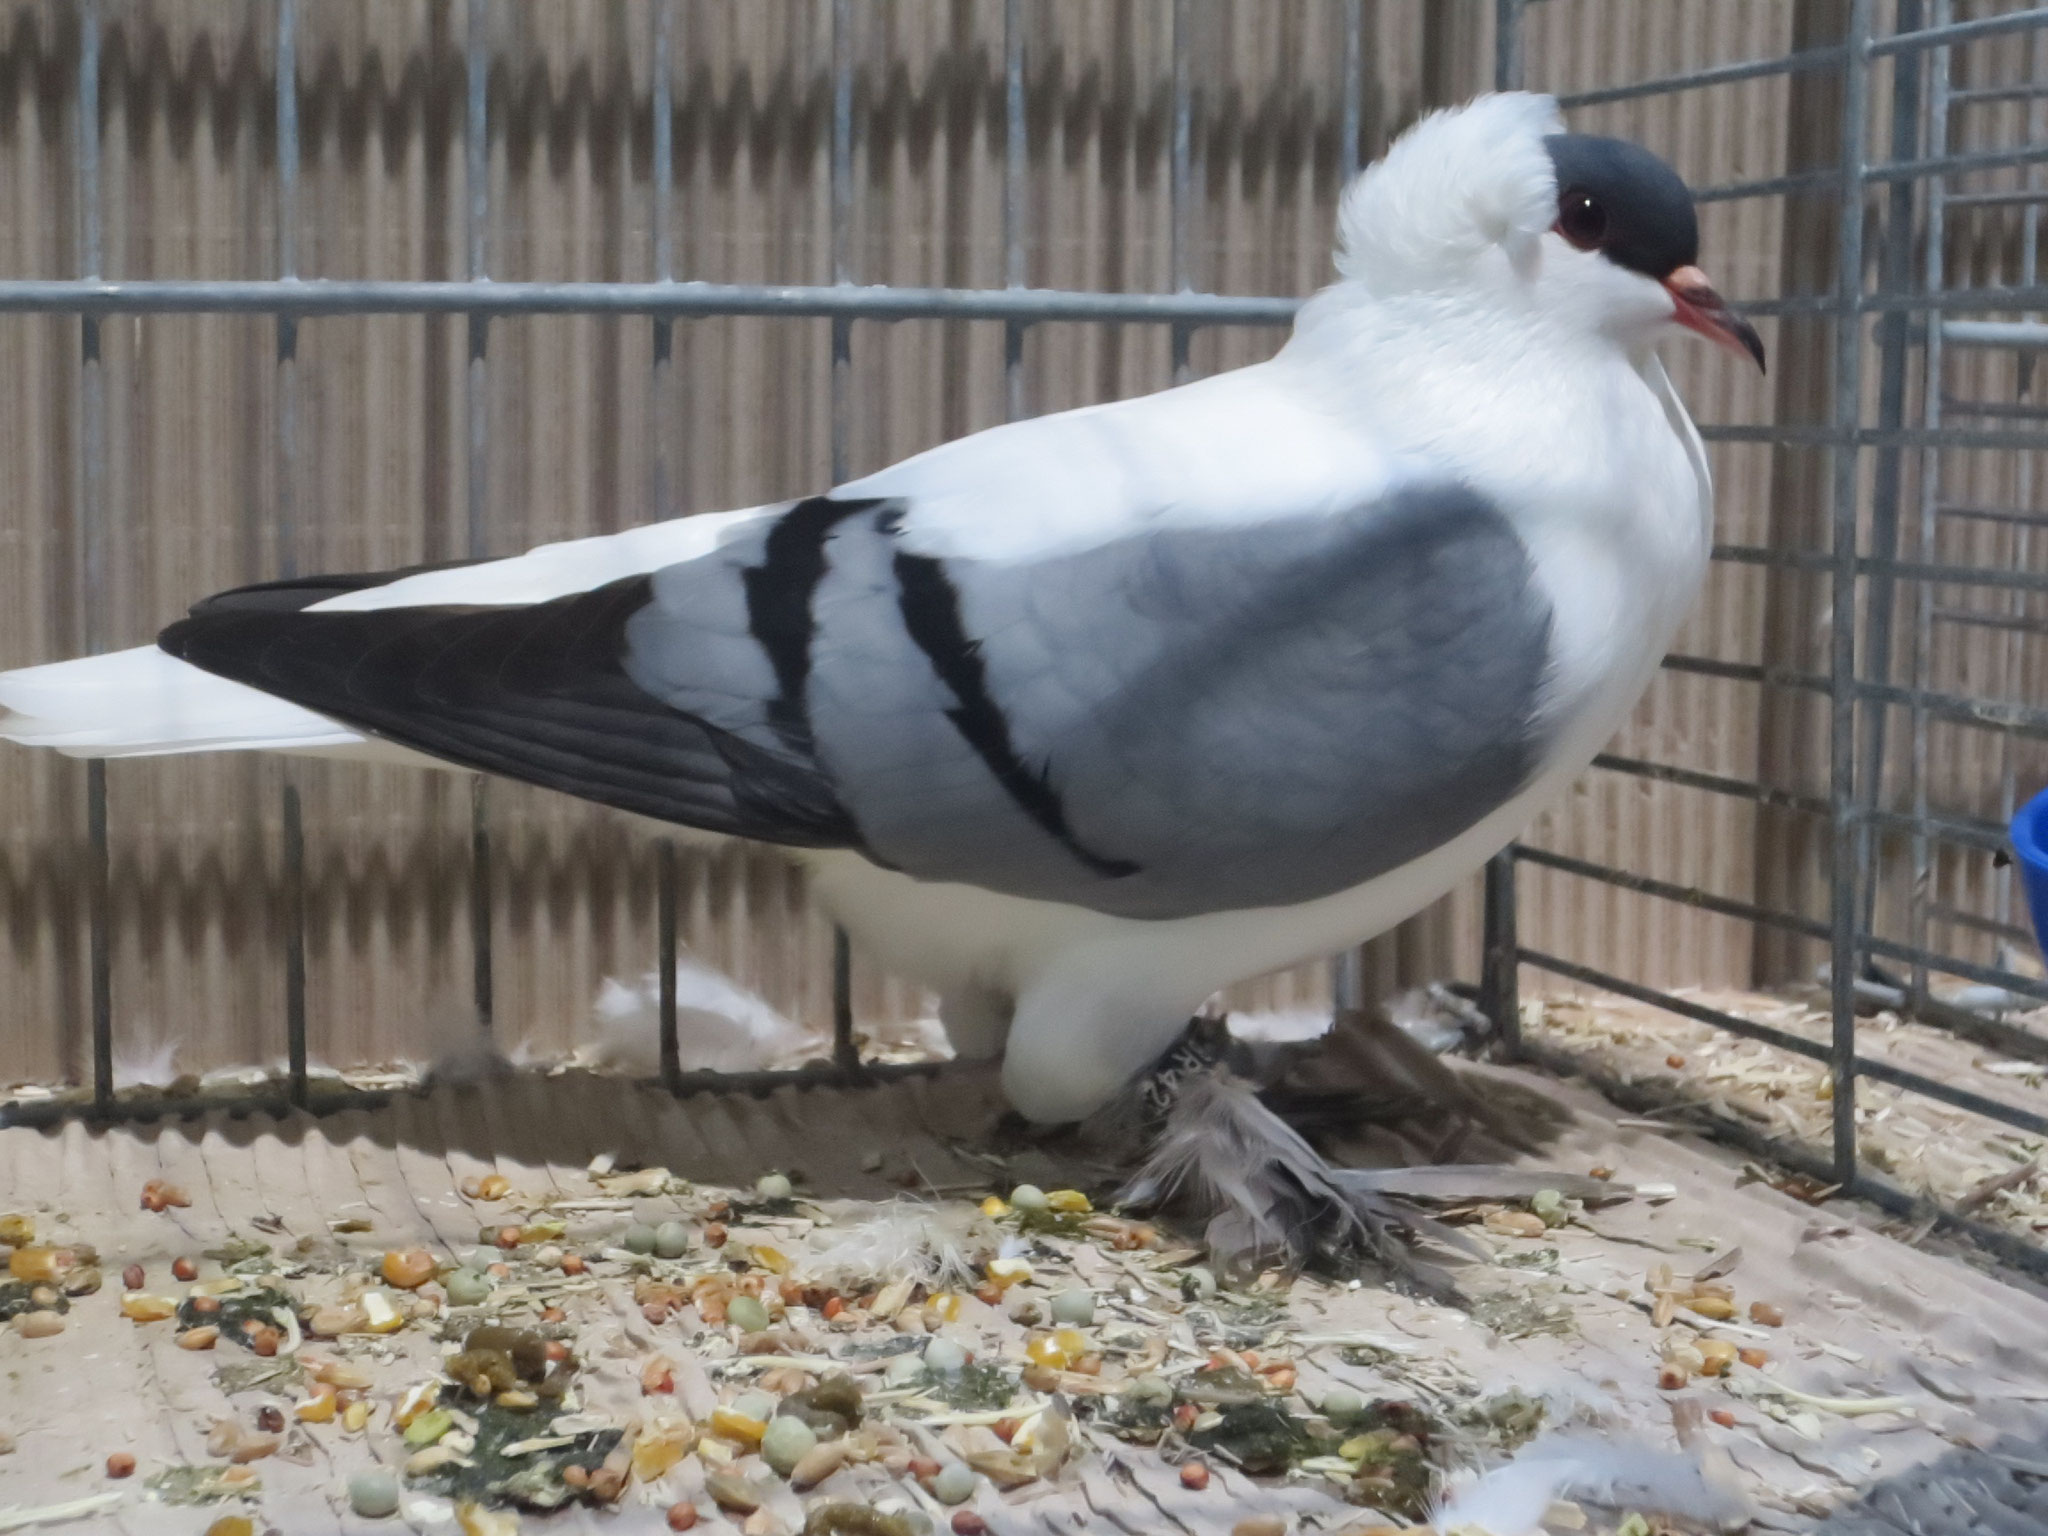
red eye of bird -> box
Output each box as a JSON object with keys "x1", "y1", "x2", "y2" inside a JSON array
[{"x1": 1556, "y1": 188, "x2": 1607, "y2": 250}]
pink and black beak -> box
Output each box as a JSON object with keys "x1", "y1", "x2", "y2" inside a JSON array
[{"x1": 1665, "y1": 265, "x2": 1766, "y2": 373}]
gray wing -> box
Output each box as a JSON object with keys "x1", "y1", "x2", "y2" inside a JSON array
[
  {"x1": 164, "y1": 485, "x2": 1554, "y2": 920},
  {"x1": 636, "y1": 484, "x2": 1555, "y2": 919}
]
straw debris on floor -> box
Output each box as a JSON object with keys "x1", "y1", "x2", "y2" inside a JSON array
[
  {"x1": 3, "y1": 1064, "x2": 2048, "y2": 1535},
  {"x1": 1521, "y1": 988, "x2": 2048, "y2": 1245}
]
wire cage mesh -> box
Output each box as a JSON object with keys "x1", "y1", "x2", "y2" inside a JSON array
[{"x1": 2, "y1": 0, "x2": 2047, "y2": 1277}]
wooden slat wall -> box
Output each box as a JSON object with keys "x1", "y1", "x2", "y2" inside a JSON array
[{"x1": 0, "y1": 0, "x2": 2039, "y2": 1084}]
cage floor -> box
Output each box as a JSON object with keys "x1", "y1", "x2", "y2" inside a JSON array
[{"x1": 2, "y1": 1062, "x2": 2046, "y2": 1536}]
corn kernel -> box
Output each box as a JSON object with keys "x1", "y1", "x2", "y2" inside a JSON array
[
  {"x1": 985, "y1": 1257, "x2": 1032, "y2": 1290},
  {"x1": 709, "y1": 1408, "x2": 767, "y2": 1448},
  {"x1": 342, "y1": 1401, "x2": 372, "y2": 1433},
  {"x1": 753, "y1": 1244, "x2": 791, "y2": 1276},
  {"x1": 358, "y1": 1290, "x2": 405, "y2": 1334},
  {"x1": 1026, "y1": 1330, "x2": 1087, "y2": 1370},
  {"x1": 295, "y1": 1393, "x2": 338, "y2": 1424},
  {"x1": 8, "y1": 1248, "x2": 62, "y2": 1285},
  {"x1": 1045, "y1": 1189, "x2": 1092, "y2": 1213},
  {"x1": 381, "y1": 1249, "x2": 436, "y2": 1291},
  {"x1": 120, "y1": 1292, "x2": 177, "y2": 1323},
  {"x1": 395, "y1": 1381, "x2": 441, "y2": 1430},
  {"x1": 926, "y1": 1291, "x2": 962, "y2": 1323}
]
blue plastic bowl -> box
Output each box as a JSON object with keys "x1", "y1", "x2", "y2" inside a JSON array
[{"x1": 2013, "y1": 784, "x2": 2048, "y2": 962}]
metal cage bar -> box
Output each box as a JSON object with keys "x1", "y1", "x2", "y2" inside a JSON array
[
  {"x1": 10, "y1": 5, "x2": 2048, "y2": 1292},
  {"x1": 1489, "y1": 0, "x2": 2048, "y2": 1277}
]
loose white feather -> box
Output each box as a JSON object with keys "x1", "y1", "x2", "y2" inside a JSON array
[
  {"x1": 586, "y1": 954, "x2": 825, "y2": 1075},
  {"x1": 1432, "y1": 1433, "x2": 1751, "y2": 1535},
  {"x1": 804, "y1": 1204, "x2": 997, "y2": 1290}
]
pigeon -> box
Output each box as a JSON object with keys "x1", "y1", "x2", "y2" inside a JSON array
[{"x1": 0, "y1": 93, "x2": 1760, "y2": 1270}]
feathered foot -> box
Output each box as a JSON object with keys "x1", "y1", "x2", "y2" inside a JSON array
[
  {"x1": 1115, "y1": 1016, "x2": 1608, "y2": 1294},
  {"x1": 1118, "y1": 1063, "x2": 1480, "y2": 1294}
]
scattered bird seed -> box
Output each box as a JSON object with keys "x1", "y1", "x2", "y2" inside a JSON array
[
  {"x1": 762, "y1": 1414, "x2": 818, "y2": 1475},
  {"x1": 348, "y1": 1469, "x2": 400, "y2": 1519},
  {"x1": 931, "y1": 1462, "x2": 976, "y2": 1505},
  {"x1": 1048, "y1": 1289, "x2": 1095, "y2": 1327},
  {"x1": 923, "y1": 1337, "x2": 968, "y2": 1374},
  {"x1": 654, "y1": 1221, "x2": 691, "y2": 1260},
  {"x1": 105, "y1": 1453, "x2": 135, "y2": 1479}
]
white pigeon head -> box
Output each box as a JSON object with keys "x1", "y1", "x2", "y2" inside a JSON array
[{"x1": 1335, "y1": 91, "x2": 1764, "y2": 371}]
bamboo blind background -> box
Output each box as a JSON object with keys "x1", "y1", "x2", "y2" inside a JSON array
[{"x1": 0, "y1": 0, "x2": 2040, "y2": 1086}]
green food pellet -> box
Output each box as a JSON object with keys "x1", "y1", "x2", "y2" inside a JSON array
[
  {"x1": 621, "y1": 1224, "x2": 658, "y2": 1255},
  {"x1": 444, "y1": 1269, "x2": 492, "y2": 1307},
  {"x1": 727, "y1": 1295, "x2": 771, "y2": 1333},
  {"x1": 761, "y1": 1413, "x2": 818, "y2": 1475},
  {"x1": 1007, "y1": 1184, "x2": 1049, "y2": 1214},
  {"x1": 1320, "y1": 1386, "x2": 1366, "y2": 1422},
  {"x1": 932, "y1": 1461, "x2": 976, "y2": 1505},
  {"x1": 733, "y1": 1389, "x2": 778, "y2": 1423},
  {"x1": 653, "y1": 1221, "x2": 690, "y2": 1260},
  {"x1": 403, "y1": 1407, "x2": 453, "y2": 1448},
  {"x1": 756, "y1": 1172, "x2": 794, "y2": 1202},
  {"x1": 1126, "y1": 1374, "x2": 1174, "y2": 1406},
  {"x1": 922, "y1": 1337, "x2": 967, "y2": 1374},
  {"x1": 1048, "y1": 1288, "x2": 1095, "y2": 1326},
  {"x1": 347, "y1": 1469, "x2": 401, "y2": 1519}
]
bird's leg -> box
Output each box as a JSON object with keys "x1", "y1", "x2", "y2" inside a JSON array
[{"x1": 1136, "y1": 1014, "x2": 1234, "y2": 1134}]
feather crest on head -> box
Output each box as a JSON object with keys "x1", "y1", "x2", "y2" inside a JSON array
[{"x1": 1336, "y1": 91, "x2": 1564, "y2": 295}]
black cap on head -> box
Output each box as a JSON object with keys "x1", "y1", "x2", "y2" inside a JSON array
[{"x1": 1542, "y1": 133, "x2": 1698, "y2": 279}]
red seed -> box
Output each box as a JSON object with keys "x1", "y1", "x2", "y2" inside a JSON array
[
  {"x1": 666, "y1": 1504, "x2": 700, "y2": 1531},
  {"x1": 545, "y1": 1340, "x2": 571, "y2": 1364},
  {"x1": 255, "y1": 1406, "x2": 284, "y2": 1434},
  {"x1": 909, "y1": 1457, "x2": 942, "y2": 1481},
  {"x1": 172, "y1": 1257, "x2": 198, "y2": 1282},
  {"x1": 495, "y1": 1226, "x2": 522, "y2": 1250},
  {"x1": 822, "y1": 1295, "x2": 846, "y2": 1320},
  {"x1": 1666, "y1": 1053, "x2": 1687, "y2": 1069},
  {"x1": 1179, "y1": 1462, "x2": 1210, "y2": 1491},
  {"x1": 560, "y1": 1253, "x2": 586, "y2": 1277},
  {"x1": 1709, "y1": 1408, "x2": 1738, "y2": 1429},
  {"x1": 106, "y1": 1452, "x2": 136, "y2": 1479},
  {"x1": 992, "y1": 1417, "x2": 1021, "y2": 1444},
  {"x1": 189, "y1": 1294, "x2": 221, "y2": 1316},
  {"x1": 248, "y1": 1326, "x2": 280, "y2": 1358},
  {"x1": 562, "y1": 1464, "x2": 589, "y2": 1489},
  {"x1": 121, "y1": 1264, "x2": 145, "y2": 1291},
  {"x1": 703, "y1": 1223, "x2": 728, "y2": 1249},
  {"x1": 950, "y1": 1515, "x2": 987, "y2": 1536},
  {"x1": 540, "y1": 1305, "x2": 566, "y2": 1324}
]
